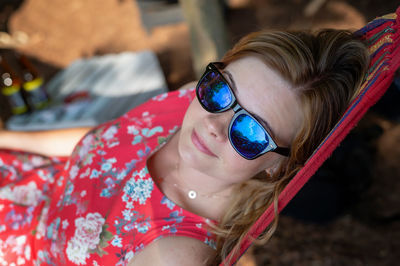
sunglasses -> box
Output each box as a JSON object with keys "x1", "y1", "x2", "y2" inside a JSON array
[{"x1": 196, "y1": 62, "x2": 290, "y2": 160}]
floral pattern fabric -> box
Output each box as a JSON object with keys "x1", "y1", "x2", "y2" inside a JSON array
[{"x1": 0, "y1": 88, "x2": 216, "y2": 265}]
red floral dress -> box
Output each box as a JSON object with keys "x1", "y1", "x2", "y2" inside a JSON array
[{"x1": 0, "y1": 88, "x2": 216, "y2": 265}]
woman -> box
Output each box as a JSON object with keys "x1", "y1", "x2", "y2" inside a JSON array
[{"x1": 0, "y1": 29, "x2": 368, "y2": 265}]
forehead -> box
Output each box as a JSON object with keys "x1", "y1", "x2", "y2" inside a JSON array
[{"x1": 224, "y1": 56, "x2": 303, "y2": 145}]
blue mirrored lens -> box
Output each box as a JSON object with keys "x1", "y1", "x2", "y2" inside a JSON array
[
  {"x1": 198, "y1": 70, "x2": 232, "y2": 112},
  {"x1": 230, "y1": 114, "x2": 269, "y2": 159}
]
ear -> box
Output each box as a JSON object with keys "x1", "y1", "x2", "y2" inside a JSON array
[
  {"x1": 265, "y1": 154, "x2": 288, "y2": 177},
  {"x1": 264, "y1": 164, "x2": 280, "y2": 177},
  {"x1": 265, "y1": 168, "x2": 274, "y2": 177}
]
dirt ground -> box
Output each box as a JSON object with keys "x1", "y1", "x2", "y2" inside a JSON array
[{"x1": 0, "y1": 0, "x2": 399, "y2": 265}]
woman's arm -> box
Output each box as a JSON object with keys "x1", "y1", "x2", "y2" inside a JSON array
[
  {"x1": 0, "y1": 127, "x2": 93, "y2": 157},
  {"x1": 128, "y1": 236, "x2": 215, "y2": 265},
  {"x1": 0, "y1": 82, "x2": 199, "y2": 157}
]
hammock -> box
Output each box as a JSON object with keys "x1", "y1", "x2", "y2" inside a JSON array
[{"x1": 221, "y1": 7, "x2": 400, "y2": 265}]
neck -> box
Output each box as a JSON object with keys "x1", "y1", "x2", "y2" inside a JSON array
[{"x1": 163, "y1": 162, "x2": 231, "y2": 200}]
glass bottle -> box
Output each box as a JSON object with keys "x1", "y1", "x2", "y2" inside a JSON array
[
  {"x1": 18, "y1": 54, "x2": 49, "y2": 110},
  {"x1": 0, "y1": 56, "x2": 29, "y2": 115}
]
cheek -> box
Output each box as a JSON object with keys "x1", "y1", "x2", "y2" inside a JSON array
[{"x1": 182, "y1": 99, "x2": 203, "y2": 126}]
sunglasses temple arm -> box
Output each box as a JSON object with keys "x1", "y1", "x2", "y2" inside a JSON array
[{"x1": 274, "y1": 147, "x2": 290, "y2": 157}]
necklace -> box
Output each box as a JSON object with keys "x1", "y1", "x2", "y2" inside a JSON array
[
  {"x1": 161, "y1": 179, "x2": 232, "y2": 199},
  {"x1": 159, "y1": 163, "x2": 232, "y2": 200}
]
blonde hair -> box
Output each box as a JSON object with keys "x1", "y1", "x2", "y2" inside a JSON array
[{"x1": 210, "y1": 29, "x2": 369, "y2": 265}]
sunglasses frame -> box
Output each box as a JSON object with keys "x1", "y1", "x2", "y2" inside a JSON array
[{"x1": 196, "y1": 62, "x2": 290, "y2": 159}]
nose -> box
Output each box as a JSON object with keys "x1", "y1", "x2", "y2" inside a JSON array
[{"x1": 203, "y1": 110, "x2": 232, "y2": 142}]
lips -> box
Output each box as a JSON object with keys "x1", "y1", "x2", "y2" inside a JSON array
[{"x1": 191, "y1": 130, "x2": 217, "y2": 157}]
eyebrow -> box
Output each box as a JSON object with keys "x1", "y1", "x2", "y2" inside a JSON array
[{"x1": 223, "y1": 69, "x2": 277, "y2": 139}]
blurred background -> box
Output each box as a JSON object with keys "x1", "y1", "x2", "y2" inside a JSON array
[{"x1": 0, "y1": 0, "x2": 399, "y2": 265}]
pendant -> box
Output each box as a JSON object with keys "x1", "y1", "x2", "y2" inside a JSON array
[{"x1": 188, "y1": 190, "x2": 197, "y2": 199}]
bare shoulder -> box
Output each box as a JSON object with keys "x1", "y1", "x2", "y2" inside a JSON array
[{"x1": 127, "y1": 236, "x2": 215, "y2": 266}]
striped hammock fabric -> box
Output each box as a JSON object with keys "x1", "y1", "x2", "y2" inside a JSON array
[{"x1": 222, "y1": 6, "x2": 400, "y2": 265}]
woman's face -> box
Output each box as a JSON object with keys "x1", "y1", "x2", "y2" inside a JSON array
[{"x1": 178, "y1": 56, "x2": 303, "y2": 185}]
